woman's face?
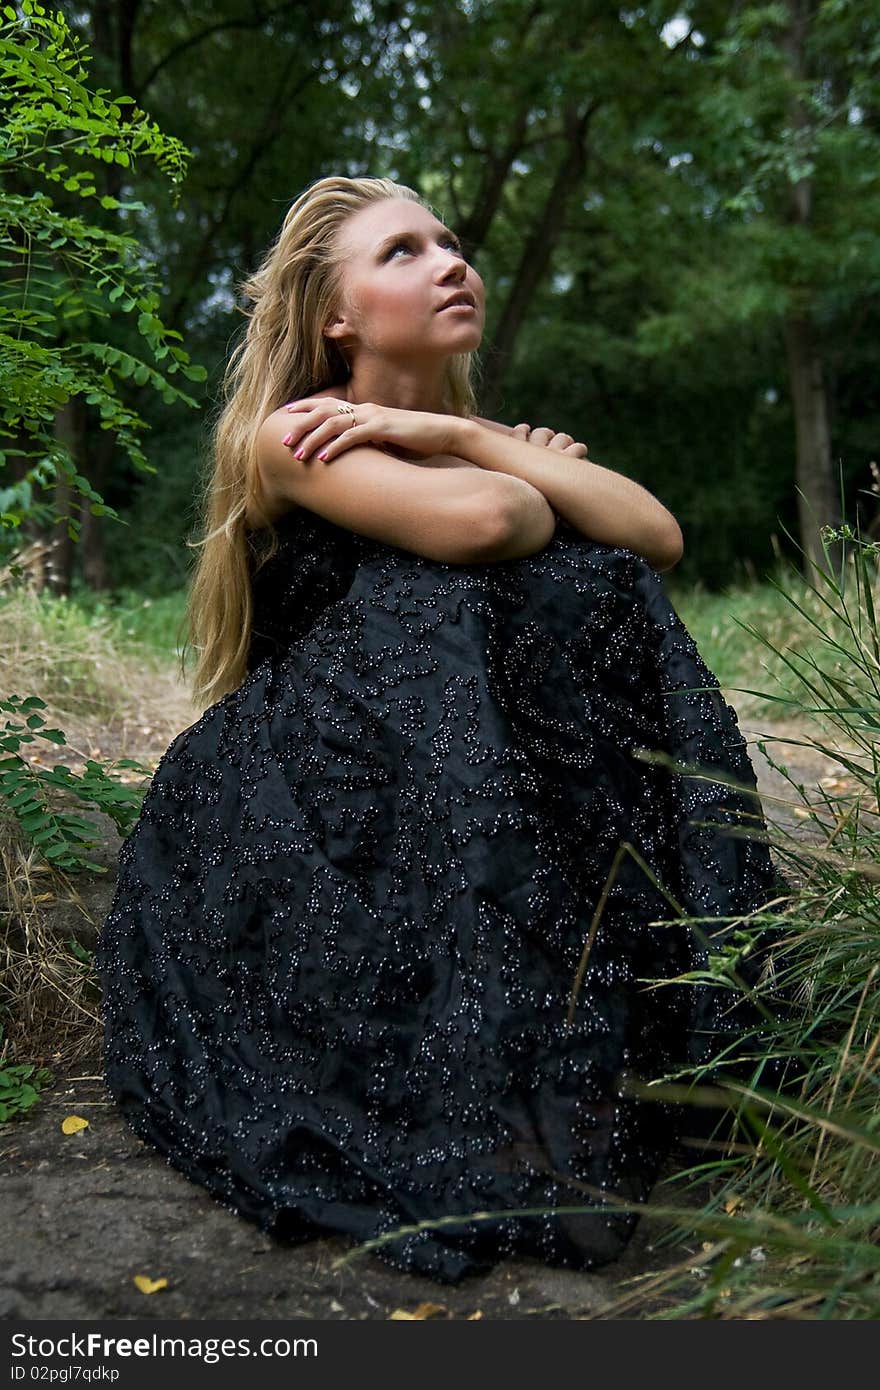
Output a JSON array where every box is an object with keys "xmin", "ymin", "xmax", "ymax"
[{"xmin": 326, "ymin": 198, "xmax": 485, "ymax": 364}]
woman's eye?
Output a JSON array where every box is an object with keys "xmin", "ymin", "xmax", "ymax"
[{"xmin": 386, "ymin": 239, "xmax": 464, "ymax": 259}]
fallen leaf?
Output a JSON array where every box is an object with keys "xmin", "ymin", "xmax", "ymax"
[
  {"xmin": 412, "ymin": 1301, "xmax": 446, "ymax": 1319},
  {"xmin": 133, "ymin": 1275, "xmax": 168, "ymax": 1294},
  {"xmin": 390, "ymin": 1302, "xmax": 447, "ymax": 1319},
  {"xmin": 61, "ymin": 1115, "xmax": 89, "ymax": 1135},
  {"xmin": 467, "ymin": 1310, "xmax": 483, "ymax": 1320}
]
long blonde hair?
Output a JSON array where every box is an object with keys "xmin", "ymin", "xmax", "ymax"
[{"xmin": 181, "ymin": 174, "xmax": 481, "ymax": 710}]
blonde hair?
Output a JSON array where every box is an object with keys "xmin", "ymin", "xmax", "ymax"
[{"xmin": 181, "ymin": 174, "xmax": 481, "ymax": 710}]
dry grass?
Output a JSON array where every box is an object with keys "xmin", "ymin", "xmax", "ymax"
[
  {"xmin": 1, "ymin": 588, "xmax": 161, "ymax": 726},
  {"xmin": 0, "ymin": 816, "xmax": 104, "ymax": 1067},
  {"xmin": 0, "ymin": 571, "xmax": 198, "ymax": 1069}
]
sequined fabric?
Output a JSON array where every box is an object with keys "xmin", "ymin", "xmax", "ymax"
[{"xmin": 96, "ymin": 507, "xmax": 779, "ymax": 1283}]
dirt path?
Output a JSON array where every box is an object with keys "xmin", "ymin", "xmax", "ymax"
[{"xmin": 0, "ymin": 666, "xmax": 867, "ymax": 1322}]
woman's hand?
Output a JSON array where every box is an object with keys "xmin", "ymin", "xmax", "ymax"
[
  {"xmin": 511, "ymin": 421, "xmax": 589, "ymax": 458},
  {"xmin": 279, "ymin": 395, "xmax": 459, "ymax": 462}
]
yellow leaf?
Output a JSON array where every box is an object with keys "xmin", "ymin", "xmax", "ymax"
[
  {"xmin": 467, "ymin": 1310, "xmax": 484, "ymax": 1320},
  {"xmin": 133, "ymin": 1275, "xmax": 168, "ymax": 1294},
  {"xmin": 411, "ymin": 1302, "xmax": 447, "ymax": 1319},
  {"xmin": 390, "ymin": 1302, "xmax": 447, "ymax": 1320},
  {"xmin": 61, "ymin": 1115, "xmax": 89, "ymax": 1135}
]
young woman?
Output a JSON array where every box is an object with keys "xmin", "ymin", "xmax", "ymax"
[{"xmin": 96, "ymin": 174, "xmax": 781, "ymax": 1284}]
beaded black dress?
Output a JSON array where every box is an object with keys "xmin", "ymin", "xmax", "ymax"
[{"xmin": 96, "ymin": 506, "xmax": 779, "ymax": 1284}]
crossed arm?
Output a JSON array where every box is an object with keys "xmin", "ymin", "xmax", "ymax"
[
  {"xmin": 460, "ymin": 415, "xmax": 683, "ymax": 572},
  {"xmin": 256, "ymin": 398, "xmax": 684, "ymax": 571}
]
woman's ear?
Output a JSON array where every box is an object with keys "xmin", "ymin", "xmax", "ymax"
[
  {"xmin": 323, "ymin": 312, "xmax": 350, "ymax": 344},
  {"xmin": 323, "ymin": 315, "xmax": 353, "ymax": 372}
]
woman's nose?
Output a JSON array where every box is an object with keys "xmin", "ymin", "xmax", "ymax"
[{"xmin": 437, "ymin": 249, "xmax": 467, "ymax": 279}]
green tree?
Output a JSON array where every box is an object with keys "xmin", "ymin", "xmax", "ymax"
[
  {"xmin": 0, "ymin": 0, "xmax": 207, "ymax": 869},
  {"xmin": 0, "ymin": 0, "xmax": 205, "ymax": 584},
  {"xmin": 48, "ymin": 1, "xmax": 879, "ymax": 589},
  {"xmin": 634, "ymin": 0, "xmax": 880, "ymax": 576}
]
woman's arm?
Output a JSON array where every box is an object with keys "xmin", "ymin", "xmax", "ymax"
[
  {"xmin": 252, "ymin": 407, "xmax": 554, "ymax": 562},
  {"xmin": 450, "ymin": 418, "xmax": 683, "ymax": 571},
  {"xmin": 275, "ymin": 395, "xmax": 680, "ymax": 570}
]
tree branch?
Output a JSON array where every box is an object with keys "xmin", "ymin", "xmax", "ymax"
[{"xmin": 136, "ymin": 5, "xmax": 294, "ymax": 99}]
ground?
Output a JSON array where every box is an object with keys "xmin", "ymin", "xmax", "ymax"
[{"xmin": 0, "ymin": 660, "xmax": 863, "ymax": 1322}]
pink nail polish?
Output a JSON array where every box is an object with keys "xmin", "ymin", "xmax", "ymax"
[
  {"xmin": 282, "ymin": 433, "xmax": 292, "ymax": 446},
  {"xmin": 294, "ymin": 448, "xmax": 305, "ymax": 460},
  {"xmin": 317, "ymin": 450, "xmax": 328, "ymax": 461}
]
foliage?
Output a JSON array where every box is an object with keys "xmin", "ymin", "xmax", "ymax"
[
  {"xmin": 66, "ymin": 580, "xmax": 190, "ymax": 658},
  {"xmin": 0, "ymin": 0, "xmax": 206, "ymax": 545},
  {"xmin": 19, "ymin": 0, "xmax": 871, "ymax": 590},
  {"xmin": 0, "ymin": 693, "xmax": 148, "ymax": 872},
  {"xmin": 0, "ymin": 1044, "xmax": 52, "ymax": 1121},
  {"xmin": 0, "ymin": 1015, "xmax": 53, "ymax": 1120},
  {"xmin": 628, "ymin": 519, "xmax": 880, "ymax": 1319}
]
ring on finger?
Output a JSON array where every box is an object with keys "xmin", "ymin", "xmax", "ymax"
[{"xmin": 337, "ymin": 401, "xmax": 357, "ymax": 428}]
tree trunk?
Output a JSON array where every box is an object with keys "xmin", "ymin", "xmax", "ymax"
[
  {"xmin": 48, "ymin": 398, "xmax": 89, "ymax": 596},
  {"xmin": 781, "ymin": 0, "xmax": 841, "ymax": 580},
  {"xmin": 79, "ymin": 425, "xmax": 116, "ymax": 592},
  {"xmin": 480, "ymin": 100, "xmax": 598, "ymax": 415},
  {"xmin": 783, "ymin": 314, "xmax": 841, "ymax": 577},
  {"xmin": 455, "ymin": 107, "xmax": 530, "ymax": 257}
]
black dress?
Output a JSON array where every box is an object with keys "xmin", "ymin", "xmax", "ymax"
[{"xmin": 95, "ymin": 507, "xmax": 779, "ymax": 1283}]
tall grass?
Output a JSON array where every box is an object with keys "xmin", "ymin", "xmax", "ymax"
[
  {"xmin": 610, "ymin": 520, "xmax": 880, "ymax": 1320},
  {"xmin": 667, "ymin": 544, "xmax": 869, "ymax": 731},
  {"xmin": 0, "ymin": 583, "xmax": 189, "ymax": 724},
  {"xmin": 68, "ymin": 582, "xmax": 189, "ymax": 663}
]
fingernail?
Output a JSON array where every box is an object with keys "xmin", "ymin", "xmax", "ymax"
[
  {"xmin": 282, "ymin": 433, "xmax": 292, "ymax": 446},
  {"xmin": 317, "ymin": 450, "xmax": 328, "ymax": 461},
  {"xmin": 294, "ymin": 448, "xmax": 305, "ymax": 459}
]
